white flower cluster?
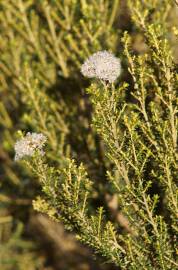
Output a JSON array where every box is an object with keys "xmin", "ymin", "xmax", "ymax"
[
  {"xmin": 14, "ymin": 132, "xmax": 47, "ymax": 161},
  {"xmin": 81, "ymin": 51, "xmax": 121, "ymax": 83}
]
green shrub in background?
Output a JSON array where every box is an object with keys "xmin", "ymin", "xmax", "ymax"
[{"xmin": 0, "ymin": 0, "xmax": 177, "ymax": 269}]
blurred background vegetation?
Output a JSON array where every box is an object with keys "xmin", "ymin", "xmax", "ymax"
[{"xmin": 0, "ymin": 1, "xmax": 177, "ymax": 269}]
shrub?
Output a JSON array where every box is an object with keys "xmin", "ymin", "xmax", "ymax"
[{"xmin": 0, "ymin": 1, "xmax": 177, "ymax": 269}]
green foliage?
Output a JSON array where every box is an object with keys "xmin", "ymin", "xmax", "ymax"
[
  {"xmin": 0, "ymin": 0, "xmax": 177, "ymax": 269},
  {"xmin": 0, "ymin": 222, "xmax": 44, "ymax": 270},
  {"xmin": 31, "ymin": 157, "xmax": 124, "ymax": 266}
]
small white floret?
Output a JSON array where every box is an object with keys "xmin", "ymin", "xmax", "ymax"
[
  {"xmin": 14, "ymin": 132, "xmax": 47, "ymax": 161},
  {"xmin": 81, "ymin": 51, "xmax": 121, "ymax": 83}
]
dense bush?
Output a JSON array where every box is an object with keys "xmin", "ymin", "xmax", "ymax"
[{"xmin": 0, "ymin": 1, "xmax": 177, "ymax": 269}]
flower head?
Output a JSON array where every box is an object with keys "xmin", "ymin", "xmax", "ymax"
[
  {"xmin": 81, "ymin": 51, "xmax": 121, "ymax": 83},
  {"xmin": 14, "ymin": 132, "xmax": 47, "ymax": 161}
]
